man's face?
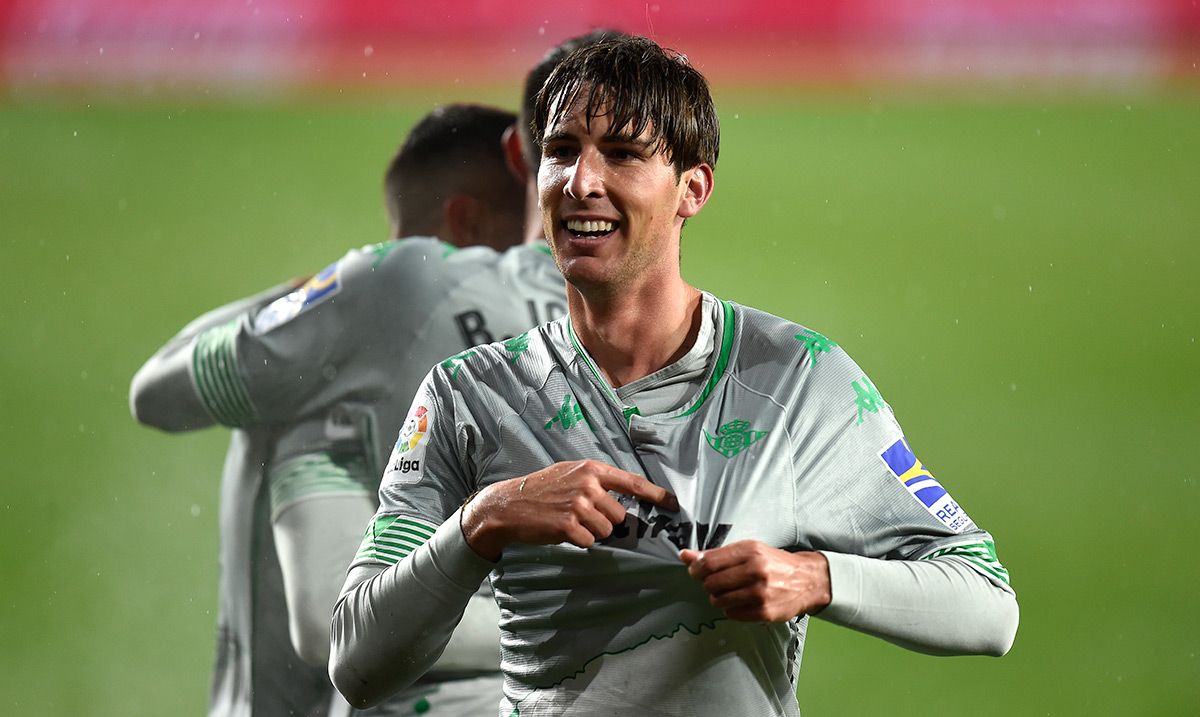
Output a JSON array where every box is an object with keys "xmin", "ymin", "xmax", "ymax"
[{"xmin": 537, "ymin": 91, "xmax": 705, "ymax": 293}]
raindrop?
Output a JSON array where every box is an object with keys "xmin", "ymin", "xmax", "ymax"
[
  {"xmin": 194, "ymin": 32, "xmax": 200, "ymax": 40},
  {"xmin": 363, "ymin": 45, "xmax": 374, "ymax": 57},
  {"xmin": 191, "ymin": 504, "xmax": 202, "ymax": 517}
]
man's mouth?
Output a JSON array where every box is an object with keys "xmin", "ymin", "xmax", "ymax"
[{"xmin": 563, "ymin": 218, "xmax": 619, "ymax": 239}]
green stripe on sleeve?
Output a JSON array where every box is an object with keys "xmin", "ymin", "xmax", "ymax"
[
  {"xmin": 921, "ymin": 541, "xmax": 1011, "ymax": 585},
  {"xmin": 192, "ymin": 319, "xmax": 258, "ymax": 427},
  {"xmin": 268, "ymin": 452, "xmax": 374, "ymax": 521},
  {"xmin": 351, "ymin": 514, "xmax": 441, "ymax": 567}
]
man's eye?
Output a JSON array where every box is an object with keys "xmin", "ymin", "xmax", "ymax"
[
  {"xmin": 547, "ymin": 145, "xmax": 576, "ymax": 160},
  {"xmin": 608, "ymin": 148, "xmax": 636, "ymax": 161}
]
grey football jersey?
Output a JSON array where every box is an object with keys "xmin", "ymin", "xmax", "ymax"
[
  {"xmin": 192, "ymin": 238, "xmax": 564, "ymax": 717},
  {"xmin": 356, "ymin": 293, "xmax": 1011, "ymax": 717}
]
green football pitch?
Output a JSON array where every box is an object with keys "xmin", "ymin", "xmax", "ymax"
[{"xmin": 1, "ymin": 90, "xmax": 1197, "ymax": 714}]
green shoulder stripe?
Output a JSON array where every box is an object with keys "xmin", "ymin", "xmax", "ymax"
[
  {"xmin": 192, "ymin": 319, "xmax": 257, "ymax": 427},
  {"xmin": 268, "ymin": 452, "xmax": 374, "ymax": 520},
  {"xmin": 921, "ymin": 540, "xmax": 1011, "ymax": 585},
  {"xmin": 353, "ymin": 515, "xmax": 439, "ymax": 566}
]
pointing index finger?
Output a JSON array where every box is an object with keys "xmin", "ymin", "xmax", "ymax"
[{"xmin": 594, "ymin": 464, "xmax": 680, "ymax": 512}]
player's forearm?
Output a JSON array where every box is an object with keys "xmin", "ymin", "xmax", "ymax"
[
  {"xmin": 274, "ymin": 493, "xmax": 376, "ymax": 667},
  {"xmin": 329, "ymin": 508, "xmax": 495, "ymax": 708},
  {"xmin": 818, "ymin": 552, "xmax": 1018, "ymax": 657},
  {"xmin": 129, "ymin": 279, "xmax": 298, "ymax": 432}
]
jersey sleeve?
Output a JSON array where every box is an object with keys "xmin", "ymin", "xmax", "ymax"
[
  {"xmin": 350, "ymin": 366, "xmax": 476, "ymax": 570},
  {"xmin": 129, "ymin": 278, "xmax": 300, "ymax": 432},
  {"xmin": 267, "ymin": 450, "xmax": 375, "ymax": 522},
  {"xmin": 787, "ymin": 331, "xmax": 1012, "ymax": 592},
  {"xmin": 187, "ymin": 239, "xmax": 444, "ymax": 428}
]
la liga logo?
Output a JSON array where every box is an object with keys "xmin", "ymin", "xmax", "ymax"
[{"xmin": 395, "ymin": 405, "xmax": 429, "ymax": 454}]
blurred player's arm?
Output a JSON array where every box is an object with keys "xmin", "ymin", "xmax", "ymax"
[
  {"xmin": 272, "ymin": 453, "xmax": 502, "ymax": 669},
  {"xmin": 129, "ymin": 277, "xmax": 303, "ymax": 432}
]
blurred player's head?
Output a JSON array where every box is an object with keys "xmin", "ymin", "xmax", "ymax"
[
  {"xmin": 385, "ymin": 103, "xmax": 524, "ymax": 250},
  {"xmin": 533, "ymin": 35, "xmax": 720, "ymax": 177}
]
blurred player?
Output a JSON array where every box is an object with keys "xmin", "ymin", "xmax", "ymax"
[
  {"xmin": 330, "ymin": 35, "xmax": 1019, "ymax": 716},
  {"xmin": 130, "ymin": 102, "xmax": 561, "ymax": 716}
]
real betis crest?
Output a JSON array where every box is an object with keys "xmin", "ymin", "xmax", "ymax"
[{"xmin": 704, "ymin": 419, "xmax": 768, "ymax": 458}]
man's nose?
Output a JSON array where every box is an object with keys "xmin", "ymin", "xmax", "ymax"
[{"xmin": 565, "ymin": 148, "xmax": 605, "ymax": 200}]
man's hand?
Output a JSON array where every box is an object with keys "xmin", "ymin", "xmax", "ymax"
[
  {"xmin": 679, "ymin": 541, "xmax": 832, "ymax": 622},
  {"xmin": 461, "ymin": 459, "xmax": 679, "ymax": 561}
]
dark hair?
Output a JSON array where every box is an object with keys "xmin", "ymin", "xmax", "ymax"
[
  {"xmin": 519, "ymin": 29, "xmax": 628, "ymax": 174},
  {"xmin": 532, "ymin": 35, "xmax": 720, "ymax": 176},
  {"xmin": 384, "ymin": 103, "xmax": 521, "ymax": 235}
]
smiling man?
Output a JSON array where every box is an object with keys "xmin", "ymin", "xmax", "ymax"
[{"xmin": 331, "ymin": 36, "xmax": 1018, "ymax": 716}]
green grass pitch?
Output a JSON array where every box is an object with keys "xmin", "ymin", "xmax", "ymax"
[{"xmin": 1, "ymin": 90, "xmax": 1197, "ymax": 714}]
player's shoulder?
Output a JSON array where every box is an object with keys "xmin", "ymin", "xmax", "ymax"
[
  {"xmin": 358, "ymin": 235, "xmax": 460, "ymax": 273},
  {"xmin": 428, "ymin": 316, "xmax": 565, "ymax": 397},
  {"xmin": 727, "ymin": 298, "xmax": 861, "ymax": 381}
]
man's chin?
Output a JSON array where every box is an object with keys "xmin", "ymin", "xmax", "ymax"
[{"xmin": 560, "ymin": 257, "xmax": 617, "ymax": 294}]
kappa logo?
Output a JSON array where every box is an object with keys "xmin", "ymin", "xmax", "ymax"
[
  {"xmin": 394, "ymin": 405, "xmax": 429, "ymax": 455},
  {"xmin": 704, "ymin": 419, "xmax": 768, "ymax": 458},
  {"xmin": 544, "ymin": 393, "xmax": 590, "ymax": 432},
  {"xmin": 853, "ymin": 376, "xmax": 885, "ymax": 426},
  {"xmin": 794, "ymin": 328, "xmax": 838, "ymax": 366}
]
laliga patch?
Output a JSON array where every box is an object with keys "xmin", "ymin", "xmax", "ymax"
[
  {"xmin": 385, "ymin": 404, "xmax": 430, "ymax": 479},
  {"xmin": 879, "ymin": 437, "xmax": 971, "ymax": 532},
  {"xmin": 254, "ymin": 262, "xmax": 342, "ymax": 332}
]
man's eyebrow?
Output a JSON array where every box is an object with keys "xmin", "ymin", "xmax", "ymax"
[
  {"xmin": 542, "ymin": 130, "xmax": 576, "ymax": 145},
  {"xmin": 601, "ymin": 132, "xmax": 654, "ymax": 147}
]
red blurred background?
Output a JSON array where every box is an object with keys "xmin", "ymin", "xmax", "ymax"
[{"xmin": 3, "ymin": 0, "xmax": 1198, "ymax": 95}]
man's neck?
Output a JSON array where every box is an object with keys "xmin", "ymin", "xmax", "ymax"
[{"xmin": 568, "ymin": 274, "xmax": 703, "ymax": 389}]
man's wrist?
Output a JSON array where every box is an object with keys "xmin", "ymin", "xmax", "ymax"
[{"xmin": 460, "ymin": 488, "xmax": 504, "ymax": 562}]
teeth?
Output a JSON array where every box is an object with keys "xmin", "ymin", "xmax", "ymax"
[{"xmin": 566, "ymin": 219, "xmax": 615, "ymax": 234}]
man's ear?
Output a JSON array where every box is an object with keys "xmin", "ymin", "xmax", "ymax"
[
  {"xmin": 502, "ymin": 124, "xmax": 528, "ymax": 184},
  {"xmin": 441, "ymin": 194, "xmax": 482, "ymax": 248},
  {"xmin": 677, "ymin": 163, "xmax": 715, "ymax": 219}
]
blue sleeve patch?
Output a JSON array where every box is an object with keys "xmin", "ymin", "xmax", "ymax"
[
  {"xmin": 880, "ymin": 437, "xmax": 972, "ymax": 533},
  {"xmin": 253, "ymin": 261, "xmax": 342, "ymax": 332}
]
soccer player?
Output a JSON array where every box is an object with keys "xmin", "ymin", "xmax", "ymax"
[
  {"xmin": 330, "ymin": 36, "xmax": 1019, "ymax": 716},
  {"xmin": 130, "ymin": 103, "xmax": 563, "ymax": 716}
]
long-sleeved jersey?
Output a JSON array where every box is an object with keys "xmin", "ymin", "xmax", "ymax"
[
  {"xmin": 135, "ymin": 237, "xmax": 565, "ymax": 717},
  {"xmin": 340, "ymin": 293, "xmax": 1015, "ymax": 716}
]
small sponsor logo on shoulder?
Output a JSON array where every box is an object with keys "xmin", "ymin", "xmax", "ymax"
[
  {"xmin": 254, "ymin": 262, "xmax": 342, "ymax": 332},
  {"xmin": 879, "ymin": 437, "xmax": 971, "ymax": 532}
]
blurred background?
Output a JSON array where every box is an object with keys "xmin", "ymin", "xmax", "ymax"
[{"xmin": 2, "ymin": 1, "xmax": 1198, "ymax": 714}]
